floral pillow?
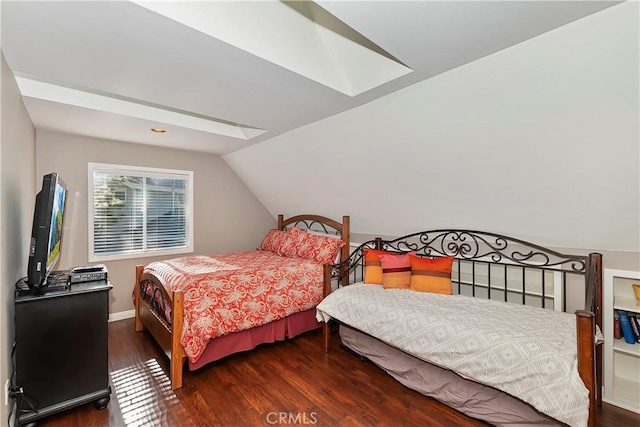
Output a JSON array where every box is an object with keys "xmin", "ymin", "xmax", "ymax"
[
  {"xmin": 260, "ymin": 227, "xmax": 345, "ymax": 264},
  {"xmin": 277, "ymin": 227, "xmax": 307, "ymax": 258},
  {"xmin": 260, "ymin": 229, "xmax": 288, "ymax": 253},
  {"xmin": 306, "ymin": 230, "xmax": 343, "ymax": 264},
  {"xmin": 295, "ymin": 229, "xmax": 346, "ymax": 265}
]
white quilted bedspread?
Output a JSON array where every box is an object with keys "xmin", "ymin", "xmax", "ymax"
[{"xmin": 316, "ymin": 283, "xmax": 589, "ymax": 427}]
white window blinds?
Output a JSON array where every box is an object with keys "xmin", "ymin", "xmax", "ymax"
[{"xmin": 89, "ymin": 163, "xmax": 193, "ymax": 261}]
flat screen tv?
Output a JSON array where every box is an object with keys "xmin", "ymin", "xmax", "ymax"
[{"xmin": 27, "ymin": 173, "xmax": 67, "ymax": 288}]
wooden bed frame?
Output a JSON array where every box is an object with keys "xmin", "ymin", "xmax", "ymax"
[
  {"xmin": 134, "ymin": 214, "xmax": 350, "ymax": 390},
  {"xmin": 321, "ymin": 230, "xmax": 602, "ymax": 426}
]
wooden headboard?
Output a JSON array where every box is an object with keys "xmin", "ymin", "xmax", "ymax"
[{"xmin": 277, "ymin": 214, "xmax": 350, "ymax": 268}]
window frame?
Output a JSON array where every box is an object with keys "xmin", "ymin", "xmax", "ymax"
[{"xmin": 88, "ymin": 162, "xmax": 194, "ymax": 262}]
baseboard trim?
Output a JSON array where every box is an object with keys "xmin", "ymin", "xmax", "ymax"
[{"xmin": 109, "ymin": 309, "xmax": 135, "ymax": 322}]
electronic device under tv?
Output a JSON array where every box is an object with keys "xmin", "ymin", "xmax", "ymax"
[{"xmin": 27, "ymin": 172, "xmax": 68, "ymax": 289}]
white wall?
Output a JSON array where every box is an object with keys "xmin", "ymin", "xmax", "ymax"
[
  {"xmin": 0, "ymin": 52, "xmax": 37, "ymax": 425},
  {"xmin": 225, "ymin": 2, "xmax": 639, "ymax": 254}
]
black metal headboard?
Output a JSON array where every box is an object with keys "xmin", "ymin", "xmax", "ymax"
[{"xmin": 329, "ymin": 229, "xmax": 601, "ymax": 318}]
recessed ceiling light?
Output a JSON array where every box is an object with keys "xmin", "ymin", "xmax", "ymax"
[{"xmin": 151, "ymin": 128, "xmax": 166, "ymax": 133}]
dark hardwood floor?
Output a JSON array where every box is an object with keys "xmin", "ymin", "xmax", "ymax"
[{"xmin": 33, "ymin": 319, "xmax": 639, "ymax": 426}]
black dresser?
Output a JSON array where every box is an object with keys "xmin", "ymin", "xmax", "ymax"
[{"xmin": 14, "ymin": 278, "xmax": 112, "ymax": 425}]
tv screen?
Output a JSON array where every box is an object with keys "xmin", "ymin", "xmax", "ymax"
[{"xmin": 27, "ymin": 173, "xmax": 67, "ymax": 288}]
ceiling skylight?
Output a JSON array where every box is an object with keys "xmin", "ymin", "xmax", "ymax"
[{"xmin": 132, "ymin": 0, "xmax": 413, "ymax": 96}]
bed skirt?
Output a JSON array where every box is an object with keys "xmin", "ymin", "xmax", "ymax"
[
  {"xmin": 188, "ymin": 308, "xmax": 321, "ymax": 370},
  {"xmin": 339, "ymin": 324, "xmax": 562, "ymax": 427}
]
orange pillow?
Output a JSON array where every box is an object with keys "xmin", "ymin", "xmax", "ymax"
[
  {"xmin": 364, "ymin": 248, "xmax": 397, "ymax": 284},
  {"xmin": 379, "ymin": 253, "xmax": 413, "ymax": 289},
  {"xmin": 409, "ymin": 254, "xmax": 454, "ymax": 294}
]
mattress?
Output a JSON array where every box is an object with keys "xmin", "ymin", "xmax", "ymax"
[{"xmin": 339, "ymin": 324, "xmax": 560, "ymax": 427}]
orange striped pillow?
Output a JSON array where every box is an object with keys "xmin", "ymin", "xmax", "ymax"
[
  {"xmin": 379, "ymin": 253, "xmax": 413, "ymax": 289},
  {"xmin": 364, "ymin": 248, "xmax": 397, "ymax": 284},
  {"xmin": 409, "ymin": 255, "xmax": 454, "ymax": 294}
]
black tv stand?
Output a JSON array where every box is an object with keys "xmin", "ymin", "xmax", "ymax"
[{"xmin": 14, "ymin": 277, "xmax": 112, "ymax": 426}]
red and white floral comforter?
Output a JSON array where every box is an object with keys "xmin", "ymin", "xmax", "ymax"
[{"xmin": 143, "ymin": 251, "xmax": 324, "ymax": 363}]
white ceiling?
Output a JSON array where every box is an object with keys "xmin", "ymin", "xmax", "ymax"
[{"xmin": 1, "ymin": 1, "xmax": 618, "ymax": 155}]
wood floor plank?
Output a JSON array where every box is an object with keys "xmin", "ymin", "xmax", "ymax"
[{"xmin": 33, "ymin": 319, "xmax": 640, "ymax": 427}]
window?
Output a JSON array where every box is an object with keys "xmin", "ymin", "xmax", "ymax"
[{"xmin": 88, "ymin": 163, "xmax": 193, "ymax": 261}]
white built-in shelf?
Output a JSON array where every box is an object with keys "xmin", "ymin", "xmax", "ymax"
[
  {"xmin": 613, "ymin": 339, "xmax": 640, "ymax": 356},
  {"xmin": 614, "ymin": 296, "xmax": 640, "ymax": 313},
  {"xmin": 604, "ymin": 268, "xmax": 640, "ymax": 414}
]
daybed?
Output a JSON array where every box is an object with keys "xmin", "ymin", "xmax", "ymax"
[
  {"xmin": 134, "ymin": 214, "xmax": 350, "ymax": 389},
  {"xmin": 316, "ymin": 230, "xmax": 602, "ymax": 427}
]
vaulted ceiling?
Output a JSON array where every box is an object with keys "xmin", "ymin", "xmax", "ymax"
[{"xmin": 2, "ymin": 1, "xmax": 618, "ymax": 154}]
